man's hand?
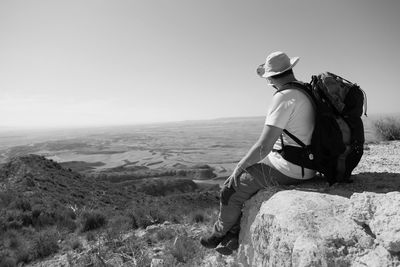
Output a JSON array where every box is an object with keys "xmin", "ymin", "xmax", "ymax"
[{"xmin": 224, "ymin": 166, "xmax": 244, "ymax": 188}]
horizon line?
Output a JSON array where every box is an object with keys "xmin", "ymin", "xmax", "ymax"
[{"xmin": 0, "ymin": 112, "xmax": 398, "ymax": 132}]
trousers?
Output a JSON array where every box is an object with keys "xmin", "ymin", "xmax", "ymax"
[{"xmin": 213, "ymin": 163, "xmax": 308, "ymax": 236}]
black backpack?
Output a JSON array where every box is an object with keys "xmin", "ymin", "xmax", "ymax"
[{"xmin": 275, "ymin": 72, "xmax": 366, "ymax": 185}]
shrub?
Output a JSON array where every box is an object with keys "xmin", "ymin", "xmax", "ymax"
[
  {"xmin": 374, "ymin": 117, "xmax": 400, "ymax": 141},
  {"xmin": 0, "ymin": 256, "xmax": 16, "ymax": 267},
  {"xmin": 190, "ymin": 211, "xmax": 205, "ymax": 224},
  {"xmin": 2, "ymin": 209, "xmax": 24, "ymax": 230},
  {"xmin": 130, "ymin": 205, "xmax": 169, "ymax": 229},
  {"xmin": 122, "ymin": 236, "xmax": 151, "ymax": 267},
  {"xmin": 0, "ymin": 190, "xmax": 16, "ymax": 209},
  {"xmin": 85, "ymin": 231, "xmax": 96, "ymax": 242},
  {"xmin": 169, "ymin": 235, "xmax": 198, "ymax": 263},
  {"xmin": 54, "ymin": 207, "xmax": 77, "ymax": 232},
  {"xmin": 33, "ymin": 211, "xmax": 55, "ymax": 228},
  {"xmin": 11, "ymin": 197, "xmax": 31, "ymax": 212},
  {"xmin": 69, "ymin": 238, "xmax": 82, "ymax": 251},
  {"xmin": 3, "ymin": 230, "xmax": 23, "ymax": 250},
  {"xmin": 80, "ymin": 210, "xmax": 107, "ymax": 232},
  {"xmin": 105, "ymin": 215, "xmax": 131, "ymax": 243},
  {"xmin": 32, "ymin": 228, "xmax": 59, "ymax": 259},
  {"xmin": 0, "ymin": 231, "xmax": 31, "ymax": 264}
]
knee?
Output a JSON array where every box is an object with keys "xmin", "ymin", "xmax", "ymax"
[{"xmin": 220, "ymin": 185, "xmax": 236, "ymax": 206}]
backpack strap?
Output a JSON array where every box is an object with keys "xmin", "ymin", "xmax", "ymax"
[
  {"xmin": 277, "ymin": 81, "xmax": 317, "ymax": 111},
  {"xmin": 274, "ymin": 81, "xmax": 314, "ymax": 178},
  {"xmin": 283, "ymin": 129, "xmax": 306, "ymax": 148},
  {"xmin": 276, "ymin": 81, "xmax": 315, "ymax": 147}
]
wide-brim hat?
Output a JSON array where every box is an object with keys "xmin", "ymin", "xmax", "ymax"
[{"xmin": 257, "ymin": 51, "xmax": 300, "ymax": 78}]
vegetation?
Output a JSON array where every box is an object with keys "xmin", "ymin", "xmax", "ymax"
[
  {"xmin": 80, "ymin": 210, "xmax": 107, "ymax": 232},
  {"xmin": 0, "ymin": 154, "xmax": 221, "ymax": 266},
  {"xmin": 373, "ymin": 116, "xmax": 400, "ymax": 141},
  {"xmin": 33, "ymin": 228, "xmax": 60, "ymax": 258},
  {"xmin": 0, "ymin": 187, "xmax": 219, "ymax": 266}
]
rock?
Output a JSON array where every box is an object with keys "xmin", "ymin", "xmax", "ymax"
[
  {"xmin": 144, "ymin": 222, "xmax": 184, "ymax": 241},
  {"xmin": 292, "ymin": 235, "xmax": 328, "ymax": 267},
  {"xmin": 238, "ymin": 190, "xmax": 374, "ymax": 267},
  {"xmin": 150, "ymin": 258, "xmax": 165, "ymax": 267},
  {"xmin": 150, "ymin": 254, "xmax": 177, "ymax": 267},
  {"xmin": 353, "ymin": 246, "xmax": 395, "ymax": 267},
  {"xmin": 349, "ymin": 192, "xmax": 400, "ymax": 252}
]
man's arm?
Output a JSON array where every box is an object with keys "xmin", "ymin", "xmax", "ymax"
[{"xmin": 225, "ymin": 124, "xmax": 283, "ymax": 187}]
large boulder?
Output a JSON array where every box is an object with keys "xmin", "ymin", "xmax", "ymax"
[
  {"xmin": 238, "ymin": 190, "xmax": 400, "ymax": 267},
  {"xmin": 349, "ymin": 192, "xmax": 400, "ymax": 253}
]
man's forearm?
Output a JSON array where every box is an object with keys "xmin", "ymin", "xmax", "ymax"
[
  {"xmin": 237, "ymin": 142, "xmax": 272, "ymax": 170},
  {"xmin": 234, "ymin": 124, "xmax": 282, "ymax": 173}
]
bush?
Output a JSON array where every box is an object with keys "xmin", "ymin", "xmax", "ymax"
[
  {"xmin": 32, "ymin": 228, "xmax": 59, "ymax": 259},
  {"xmin": 0, "ymin": 256, "xmax": 16, "ymax": 267},
  {"xmin": 85, "ymin": 231, "xmax": 96, "ymax": 242},
  {"xmin": 11, "ymin": 197, "xmax": 31, "ymax": 212},
  {"xmin": 374, "ymin": 117, "xmax": 400, "ymax": 141},
  {"xmin": 54, "ymin": 207, "xmax": 77, "ymax": 232},
  {"xmin": 1, "ymin": 209, "xmax": 24, "ymax": 230},
  {"xmin": 80, "ymin": 210, "xmax": 107, "ymax": 232},
  {"xmin": 130, "ymin": 205, "xmax": 169, "ymax": 229},
  {"xmin": 33, "ymin": 210, "xmax": 55, "ymax": 228},
  {"xmin": 105, "ymin": 215, "xmax": 131, "ymax": 243},
  {"xmin": 3, "ymin": 230, "xmax": 23, "ymax": 249},
  {"xmin": 0, "ymin": 229, "xmax": 32, "ymax": 264},
  {"xmin": 169, "ymin": 235, "xmax": 198, "ymax": 263},
  {"xmin": 122, "ymin": 236, "xmax": 151, "ymax": 267},
  {"xmin": 0, "ymin": 191, "xmax": 16, "ymax": 209},
  {"xmin": 189, "ymin": 211, "xmax": 205, "ymax": 224},
  {"xmin": 69, "ymin": 238, "xmax": 82, "ymax": 251}
]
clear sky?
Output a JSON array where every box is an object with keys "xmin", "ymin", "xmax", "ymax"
[{"xmin": 0, "ymin": 0, "xmax": 399, "ymax": 129}]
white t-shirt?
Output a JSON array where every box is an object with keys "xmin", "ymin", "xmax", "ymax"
[{"xmin": 262, "ymin": 88, "xmax": 316, "ymax": 179}]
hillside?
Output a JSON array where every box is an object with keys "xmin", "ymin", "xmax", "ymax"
[
  {"xmin": 0, "ymin": 154, "xmax": 140, "ymax": 209},
  {"xmin": 0, "ymin": 154, "xmax": 220, "ymax": 266}
]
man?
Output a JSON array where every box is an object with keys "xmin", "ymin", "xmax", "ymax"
[{"xmin": 200, "ymin": 51, "xmax": 316, "ymax": 255}]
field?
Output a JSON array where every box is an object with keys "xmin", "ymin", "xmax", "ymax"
[{"xmin": 0, "ymin": 116, "xmax": 381, "ymax": 181}]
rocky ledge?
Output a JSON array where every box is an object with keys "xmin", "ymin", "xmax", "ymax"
[{"xmin": 238, "ymin": 189, "xmax": 400, "ymax": 267}]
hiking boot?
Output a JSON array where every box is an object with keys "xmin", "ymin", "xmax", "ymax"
[
  {"xmin": 200, "ymin": 233, "xmax": 225, "ymax": 249},
  {"xmin": 215, "ymin": 231, "xmax": 239, "ymax": 255}
]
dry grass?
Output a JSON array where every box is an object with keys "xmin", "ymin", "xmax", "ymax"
[
  {"xmin": 80, "ymin": 210, "xmax": 107, "ymax": 232},
  {"xmin": 373, "ymin": 116, "xmax": 400, "ymax": 141},
  {"xmin": 32, "ymin": 228, "xmax": 60, "ymax": 259}
]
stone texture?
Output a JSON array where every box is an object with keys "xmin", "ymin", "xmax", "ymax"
[
  {"xmin": 349, "ymin": 192, "xmax": 400, "ymax": 252},
  {"xmin": 352, "ymin": 246, "xmax": 395, "ymax": 267},
  {"xmin": 237, "ymin": 190, "xmax": 383, "ymax": 267}
]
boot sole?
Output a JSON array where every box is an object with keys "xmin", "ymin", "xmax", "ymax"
[{"xmin": 215, "ymin": 246, "xmax": 233, "ymax": 256}]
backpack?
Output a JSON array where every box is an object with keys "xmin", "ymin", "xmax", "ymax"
[{"xmin": 276, "ymin": 72, "xmax": 367, "ymax": 185}]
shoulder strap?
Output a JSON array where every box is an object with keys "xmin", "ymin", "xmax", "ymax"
[
  {"xmin": 283, "ymin": 129, "xmax": 306, "ymax": 147},
  {"xmin": 276, "ymin": 81, "xmax": 315, "ymax": 147},
  {"xmin": 276, "ymin": 81, "xmax": 316, "ymax": 111}
]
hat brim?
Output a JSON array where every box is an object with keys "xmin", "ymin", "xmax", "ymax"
[{"xmin": 262, "ymin": 57, "xmax": 300, "ymax": 78}]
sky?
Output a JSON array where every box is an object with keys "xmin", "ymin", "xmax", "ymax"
[{"xmin": 0, "ymin": 0, "xmax": 399, "ymax": 129}]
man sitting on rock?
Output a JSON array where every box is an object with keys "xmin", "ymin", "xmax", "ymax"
[{"xmin": 200, "ymin": 51, "xmax": 317, "ymax": 255}]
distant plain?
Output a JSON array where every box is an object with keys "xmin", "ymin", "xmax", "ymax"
[{"xmin": 0, "ymin": 116, "xmax": 381, "ymax": 180}]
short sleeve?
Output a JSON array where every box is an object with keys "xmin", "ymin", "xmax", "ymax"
[{"xmin": 265, "ymin": 91, "xmax": 296, "ymax": 129}]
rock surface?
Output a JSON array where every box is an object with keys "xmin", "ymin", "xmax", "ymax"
[
  {"xmin": 238, "ymin": 190, "xmax": 400, "ymax": 267},
  {"xmin": 350, "ymin": 192, "xmax": 400, "ymax": 253}
]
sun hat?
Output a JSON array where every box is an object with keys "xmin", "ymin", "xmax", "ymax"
[{"xmin": 257, "ymin": 51, "xmax": 300, "ymax": 78}]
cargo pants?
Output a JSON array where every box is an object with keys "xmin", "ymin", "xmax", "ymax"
[{"xmin": 213, "ymin": 163, "xmax": 307, "ymax": 236}]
